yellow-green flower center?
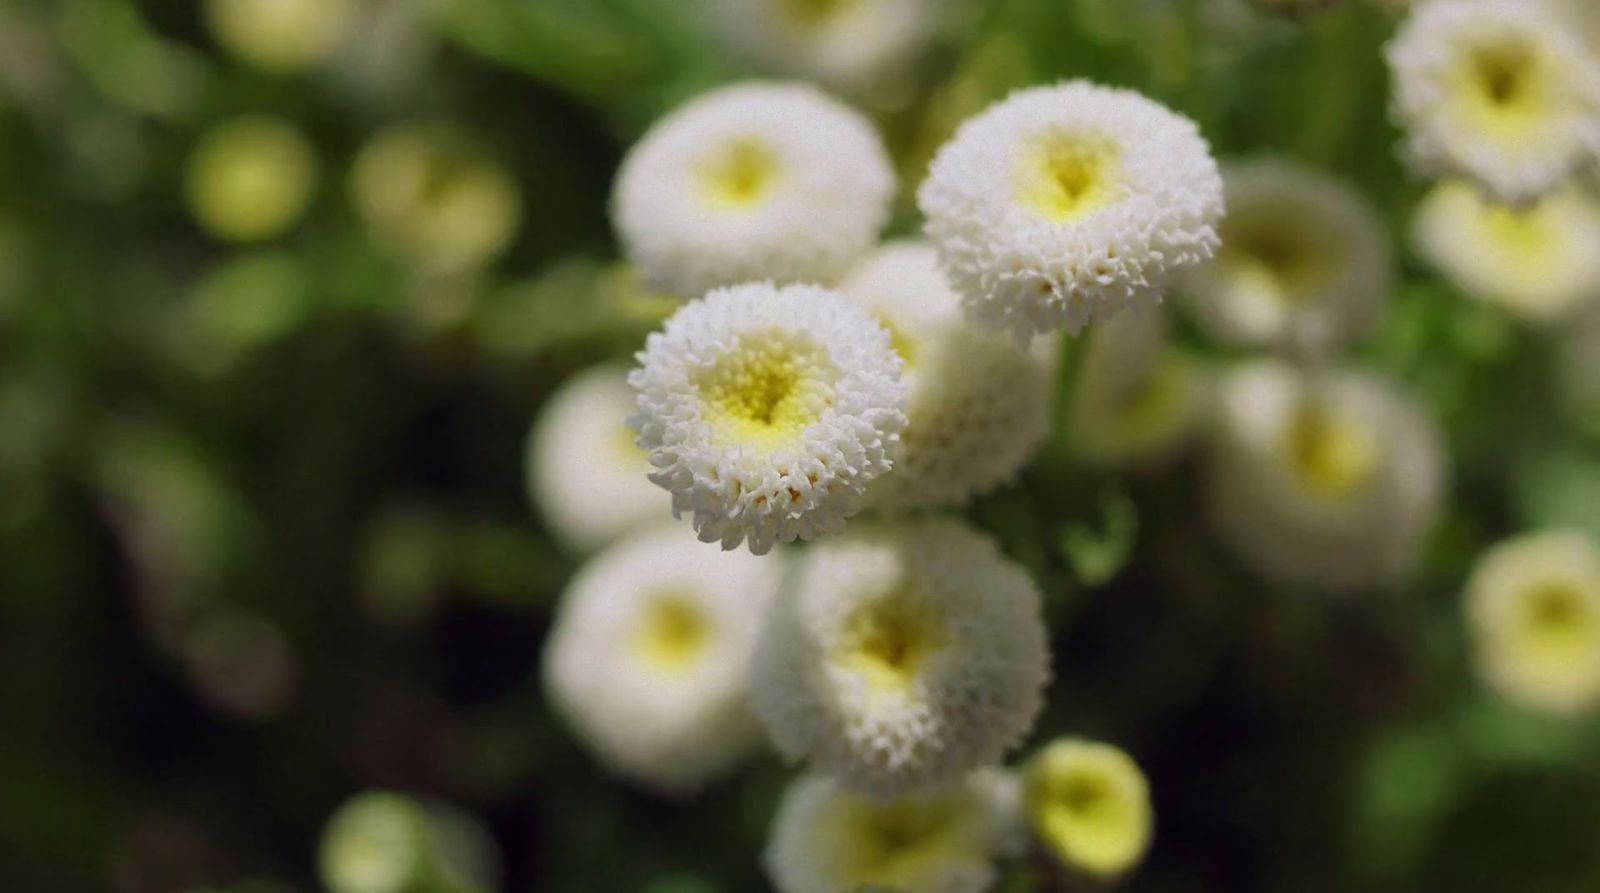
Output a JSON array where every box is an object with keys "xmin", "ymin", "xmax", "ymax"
[
  {"xmin": 697, "ymin": 138, "xmax": 783, "ymax": 210},
  {"xmin": 1283, "ymin": 401, "xmax": 1377, "ymax": 497},
  {"xmin": 837, "ymin": 589, "xmax": 947, "ymax": 696},
  {"xmin": 1453, "ymin": 37, "xmax": 1551, "ymax": 141},
  {"xmin": 632, "ymin": 591, "xmax": 714, "ymax": 672},
  {"xmin": 1024, "ymin": 747, "xmax": 1150, "ymax": 877},
  {"xmin": 1017, "ymin": 131, "xmax": 1124, "ymax": 222},
  {"xmin": 826, "ymin": 793, "xmax": 976, "ymax": 891},
  {"xmin": 1219, "ymin": 214, "xmax": 1337, "ymax": 306},
  {"xmin": 1515, "ymin": 581, "xmax": 1600, "ymax": 662},
  {"xmin": 695, "ymin": 334, "xmax": 834, "ymax": 449}
]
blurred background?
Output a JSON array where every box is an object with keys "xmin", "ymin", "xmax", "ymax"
[{"xmin": 2, "ymin": 0, "xmax": 1600, "ymax": 891}]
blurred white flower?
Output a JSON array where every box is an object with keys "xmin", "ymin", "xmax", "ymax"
[
  {"xmin": 612, "ymin": 82, "xmax": 894, "ymax": 298},
  {"xmin": 204, "ymin": 0, "xmax": 356, "ymax": 72},
  {"xmin": 186, "ymin": 116, "xmax": 317, "ymax": 243},
  {"xmin": 629, "ymin": 282, "xmax": 906, "ymax": 555},
  {"xmin": 917, "ymin": 80, "xmax": 1224, "ymax": 343},
  {"xmin": 711, "ymin": 0, "xmax": 940, "ymax": 97},
  {"xmin": 1021, "ymin": 738, "xmax": 1154, "ymax": 880},
  {"xmin": 1413, "ymin": 179, "xmax": 1600, "ymax": 322},
  {"xmin": 1467, "ymin": 530, "xmax": 1600, "ymax": 715},
  {"xmin": 1206, "ymin": 361, "xmax": 1445, "ymax": 592},
  {"xmin": 765, "ymin": 769, "xmax": 1018, "ymax": 893},
  {"xmin": 1186, "ymin": 159, "xmax": 1390, "ymax": 353},
  {"xmin": 1387, "ymin": 0, "xmax": 1600, "ymax": 205},
  {"xmin": 320, "ymin": 791, "xmax": 498, "ymax": 893},
  {"xmin": 526, "ymin": 365, "xmax": 663, "ymax": 552},
  {"xmin": 350, "ymin": 124, "xmax": 521, "ymax": 273},
  {"xmin": 837, "ymin": 242, "xmax": 1053, "ymax": 510},
  {"xmin": 1070, "ymin": 306, "xmax": 1210, "ymax": 468},
  {"xmin": 542, "ymin": 524, "xmax": 781, "ymax": 793},
  {"xmin": 751, "ymin": 518, "xmax": 1049, "ymax": 797}
]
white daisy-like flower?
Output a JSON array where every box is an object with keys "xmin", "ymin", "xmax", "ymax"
[
  {"xmin": 765, "ymin": 769, "xmax": 1018, "ymax": 893},
  {"xmin": 917, "ymin": 80, "xmax": 1224, "ymax": 343},
  {"xmin": 837, "ymin": 242, "xmax": 1053, "ymax": 510},
  {"xmin": 1186, "ymin": 159, "xmax": 1391, "ymax": 352},
  {"xmin": 204, "ymin": 0, "xmax": 356, "ymax": 72},
  {"xmin": 1070, "ymin": 306, "xmax": 1210, "ymax": 468},
  {"xmin": 541, "ymin": 523, "xmax": 781, "ymax": 793},
  {"xmin": 612, "ymin": 82, "xmax": 894, "ymax": 298},
  {"xmin": 751, "ymin": 518, "xmax": 1050, "ymax": 798},
  {"xmin": 1206, "ymin": 360, "xmax": 1445, "ymax": 593},
  {"xmin": 710, "ymin": 0, "xmax": 939, "ymax": 97},
  {"xmin": 1413, "ymin": 179, "xmax": 1600, "ymax": 322},
  {"xmin": 525, "ymin": 365, "xmax": 663, "ymax": 552},
  {"xmin": 629, "ymin": 282, "xmax": 906, "ymax": 555},
  {"xmin": 1386, "ymin": 0, "xmax": 1600, "ymax": 205},
  {"xmin": 1466, "ymin": 530, "xmax": 1600, "ymax": 716},
  {"xmin": 1021, "ymin": 739, "xmax": 1154, "ymax": 880}
]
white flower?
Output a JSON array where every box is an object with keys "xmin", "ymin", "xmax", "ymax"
[
  {"xmin": 1412, "ymin": 179, "xmax": 1600, "ymax": 322},
  {"xmin": 526, "ymin": 365, "xmax": 664, "ymax": 551},
  {"xmin": 837, "ymin": 242, "xmax": 1053, "ymax": 509},
  {"xmin": 710, "ymin": 0, "xmax": 939, "ymax": 97},
  {"xmin": 765, "ymin": 770, "xmax": 1018, "ymax": 893},
  {"xmin": 541, "ymin": 524, "xmax": 781, "ymax": 793},
  {"xmin": 1466, "ymin": 530, "xmax": 1600, "ymax": 715},
  {"xmin": 1070, "ymin": 306, "xmax": 1210, "ymax": 468},
  {"xmin": 1186, "ymin": 159, "xmax": 1391, "ymax": 352},
  {"xmin": 629, "ymin": 282, "xmax": 906, "ymax": 555},
  {"xmin": 204, "ymin": 0, "xmax": 356, "ymax": 71},
  {"xmin": 185, "ymin": 116, "xmax": 317, "ymax": 243},
  {"xmin": 917, "ymin": 80, "xmax": 1224, "ymax": 343},
  {"xmin": 1206, "ymin": 361, "xmax": 1445, "ymax": 593},
  {"xmin": 751, "ymin": 518, "xmax": 1050, "ymax": 797},
  {"xmin": 1386, "ymin": 0, "xmax": 1600, "ymax": 205},
  {"xmin": 612, "ymin": 82, "xmax": 894, "ymax": 298},
  {"xmin": 1021, "ymin": 739, "xmax": 1154, "ymax": 880}
]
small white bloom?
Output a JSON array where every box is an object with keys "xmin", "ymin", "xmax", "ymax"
[
  {"xmin": 1386, "ymin": 0, "xmax": 1600, "ymax": 205},
  {"xmin": 526, "ymin": 365, "xmax": 663, "ymax": 551},
  {"xmin": 204, "ymin": 0, "xmax": 356, "ymax": 71},
  {"xmin": 917, "ymin": 80, "xmax": 1224, "ymax": 343},
  {"xmin": 1021, "ymin": 739, "xmax": 1154, "ymax": 880},
  {"xmin": 765, "ymin": 769, "xmax": 1018, "ymax": 893},
  {"xmin": 1413, "ymin": 179, "xmax": 1600, "ymax": 322},
  {"xmin": 1466, "ymin": 530, "xmax": 1600, "ymax": 716},
  {"xmin": 838, "ymin": 242, "xmax": 1053, "ymax": 509},
  {"xmin": 1186, "ymin": 159, "xmax": 1391, "ymax": 352},
  {"xmin": 542, "ymin": 524, "xmax": 781, "ymax": 793},
  {"xmin": 751, "ymin": 518, "xmax": 1050, "ymax": 797},
  {"xmin": 711, "ymin": 0, "xmax": 939, "ymax": 97},
  {"xmin": 1070, "ymin": 306, "xmax": 1209, "ymax": 468},
  {"xmin": 1206, "ymin": 361, "xmax": 1445, "ymax": 593},
  {"xmin": 612, "ymin": 82, "xmax": 894, "ymax": 298},
  {"xmin": 629, "ymin": 282, "xmax": 906, "ymax": 555}
]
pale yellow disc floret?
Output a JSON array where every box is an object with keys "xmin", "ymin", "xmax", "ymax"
[{"xmin": 1022, "ymin": 739, "xmax": 1154, "ymax": 879}]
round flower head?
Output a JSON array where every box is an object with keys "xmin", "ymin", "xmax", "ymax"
[
  {"xmin": 204, "ymin": 0, "xmax": 356, "ymax": 71},
  {"xmin": 1022, "ymin": 739, "xmax": 1154, "ymax": 880},
  {"xmin": 838, "ymin": 242, "xmax": 1053, "ymax": 509},
  {"xmin": 711, "ymin": 0, "xmax": 939, "ymax": 96},
  {"xmin": 1386, "ymin": 0, "xmax": 1600, "ymax": 205},
  {"xmin": 1466, "ymin": 530, "xmax": 1600, "ymax": 715},
  {"xmin": 1070, "ymin": 306, "xmax": 1210, "ymax": 468},
  {"xmin": 542, "ymin": 523, "xmax": 781, "ymax": 793},
  {"xmin": 612, "ymin": 82, "xmax": 894, "ymax": 298},
  {"xmin": 1186, "ymin": 159, "xmax": 1391, "ymax": 353},
  {"xmin": 629, "ymin": 282, "xmax": 906, "ymax": 555},
  {"xmin": 765, "ymin": 770, "xmax": 1018, "ymax": 893},
  {"xmin": 1413, "ymin": 179, "xmax": 1600, "ymax": 322},
  {"xmin": 917, "ymin": 80, "xmax": 1224, "ymax": 343},
  {"xmin": 1206, "ymin": 361, "xmax": 1445, "ymax": 593},
  {"xmin": 185, "ymin": 116, "xmax": 317, "ymax": 243},
  {"xmin": 526, "ymin": 365, "xmax": 663, "ymax": 551},
  {"xmin": 751, "ymin": 518, "xmax": 1050, "ymax": 797}
]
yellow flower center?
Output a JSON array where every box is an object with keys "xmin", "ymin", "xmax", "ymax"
[
  {"xmin": 1515, "ymin": 581, "xmax": 1600, "ymax": 662},
  {"xmin": 837, "ymin": 589, "xmax": 946, "ymax": 696},
  {"xmin": 1016, "ymin": 131, "xmax": 1124, "ymax": 222},
  {"xmin": 875, "ymin": 315, "xmax": 918, "ymax": 369},
  {"xmin": 697, "ymin": 138, "xmax": 783, "ymax": 210},
  {"xmin": 776, "ymin": 0, "xmax": 858, "ymax": 27},
  {"xmin": 828, "ymin": 794, "xmax": 975, "ymax": 891},
  {"xmin": 1283, "ymin": 401, "xmax": 1377, "ymax": 497},
  {"xmin": 1477, "ymin": 197, "xmax": 1557, "ymax": 264},
  {"xmin": 1219, "ymin": 217, "xmax": 1336, "ymax": 306},
  {"xmin": 695, "ymin": 333, "xmax": 834, "ymax": 449},
  {"xmin": 1025, "ymin": 753, "xmax": 1149, "ymax": 877},
  {"xmin": 1453, "ymin": 37, "xmax": 1551, "ymax": 140},
  {"xmin": 632, "ymin": 591, "xmax": 714, "ymax": 672}
]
